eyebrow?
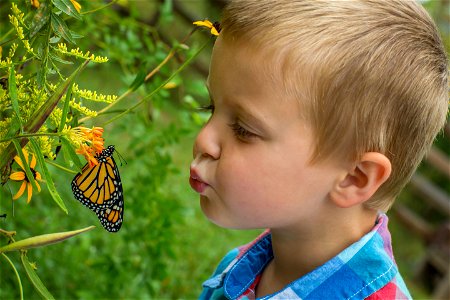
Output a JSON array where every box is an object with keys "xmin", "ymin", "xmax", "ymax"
[
  {"xmin": 233, "ymin": 101, "xmax": 269, "ymax": 132},
  {"xmin": 204, "ymin": 82, "xmax": 269, "ymax": 134}
]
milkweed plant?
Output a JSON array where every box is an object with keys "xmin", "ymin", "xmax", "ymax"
[{"xmin": 0, "ymin": 0, "xmax": 218, "ymax": 297}]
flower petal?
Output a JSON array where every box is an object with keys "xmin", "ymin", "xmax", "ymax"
[
  {"xmin": 35, "ymin": 172, "xmax": 42, "ymax": 181},
  {"xmin": 13, "ymin": 181, "xmax": 27, "ymax": 200},
  {"xmin": 30, "ymin": 152, "xmax": 37, "ymax": 169},
  {"xmin": 14, "ymin": 148, "xmax": 30, "ymax": 171},
  {"xmin": 70, "ymin": 0, "xmax": 81, "ymax": 13},
  {"xmin": 193, "ymin": 20, "xmax": 213, "ymax": 29},
  {"xmin": 210, "ymin": 27, "xmax": 220, "ymax": 36},
  {"xmin": 10, "ymin": 171, "xmax": 26, "ymax": 181},
  {"xmin": 35, "ymin": 181, "xmax": 41, "ymax": 193},
  {"xmin": 22, "ymin": 149, "xmax": 29, "ymax": 164},
  {"xmin": 13, "ymin": 155, "xmax": 25, "ymax": 171},
  {"xmin": 91, "ymin": 127, "xmax": 104, "ymax": 137},
  {"xmin": 88, "ymin": 156, "xmax": 99, "ymax": 167},
  {"xmin": 27, "ymin": 182, "xmax": 33, "ymax": 203},
  {"xmin": 31, "ymin": 0, "xmax": 40, "ymax": 9}
]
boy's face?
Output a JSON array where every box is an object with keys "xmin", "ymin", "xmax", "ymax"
[{"xmin": 190, "ymin": 37, "xmax": 346, "ymax": 230}]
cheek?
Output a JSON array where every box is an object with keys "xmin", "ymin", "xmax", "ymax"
[{"xmin": 216, "ymin": 153, "xmax": 278, "ymax": 201}]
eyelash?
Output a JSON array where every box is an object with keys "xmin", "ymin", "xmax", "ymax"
[
  {"xmin": 229, "ymin": 122, "xmax": 255, "ymax": 140},
  {"xmin": 199, "ymin": 103, "xmax": 256, "ymax": 140},
  {"xmin": 199, "ymin": 104, "xmax": 215, "ymax": 113}
]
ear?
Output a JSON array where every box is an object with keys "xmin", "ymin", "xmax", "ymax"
[{"xmin": 330, "ymin": 152, "xmax": 391, "ymax": 208}]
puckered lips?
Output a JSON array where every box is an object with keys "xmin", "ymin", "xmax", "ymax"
[{"xmin": 189, "ymin": 168, "xmax": 208, "ymax": 193}]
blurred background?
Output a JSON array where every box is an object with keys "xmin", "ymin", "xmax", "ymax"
[{"xmin": 0, "ymin": 0, "xmax": 448, "ymax": 299}]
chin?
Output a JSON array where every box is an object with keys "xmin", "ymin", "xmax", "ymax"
[{"xmin": 199, "ymin": 196, "xmax": 263, "ymax": 229}]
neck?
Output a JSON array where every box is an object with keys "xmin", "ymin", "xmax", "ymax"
[{"xmin": 256, "ymin": 206, "xmax": 378, "ymax": 297}]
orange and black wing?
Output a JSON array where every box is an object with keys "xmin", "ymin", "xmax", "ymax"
[
  {"xmin": 71, "ymin": 146, "xmax": 123, "ymax": 210},
  {"xmin": 95, "ymin": 197, "xmax": 124, "ymax": 232},
  {"xmin": 71, "ymin": 145, "xmax": 124, "ymax": 232}
]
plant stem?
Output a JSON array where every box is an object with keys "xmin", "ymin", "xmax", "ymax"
[
  {"xmin": 0, "ymin": 228, "xmax": 17, "ymax": 242},
  {"xmin": 1, "ymin": 253, "xmax": 24, "ymax": 300},
  {"xmin": 81, "ymin": 0, "xmax": 119, "ymax": 15},
  {"xmin": 45, "ymin": 160, "xmax": 78, "ymax": 174},
  {"xmin": 101, "ymin": 38, "xmax": 210, "ymax": 126},
  {"xmin": 79, "ymin": 28, "xmax": 200, "ymax": 124},
  {"xmin": 0, "ymin": 132, "xmax": 61, "ymax": 144}
]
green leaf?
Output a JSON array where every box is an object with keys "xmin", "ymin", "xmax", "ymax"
[
  {"xmin": 29, "ymin": 2, "xmax": 51, "ymax": 38},
  {"xmin": 24, "ymin": 60, "xmax": 89, "ymax": 136},
  {"xmin": 0, "ymin": 226, "xmax": 95, "ymax": 253},
  {"xmin": 49, "ymin": 35, "xmax": 61, "ymax": 43},
  {"xmin": 51, "ymin": 13, "xmax": 75, "ymax": 44},
  {"xmin": 58, "ymin": 81, "xmax": 74, "ymax": 132},
  {"xmin": 8, "ymin": 66, "xmax": 22, "ymax": 130},
  {"xmin": 21, "ymin": 255, "xmax": 55, "ymax": 300},
  {"xmin": 36, "ymin": 32, "xmax": 50, "ymax": 88},
  {"xmin": 52, "ymin": 0, "xmax": 82, "ymax": 20},
  {"xmin": 3, "ymin": 114, "xmax": 20, "ymax": 140},
  {"xmin": 29, "ymin": 139, "xmax": 68, "ymax": 214},
  {"xmin": 11, "ymin": 139, "xmax": 39, "ymax": 193},
  {"xmin": 129, "ymin": 69, "xmax": 147, "ymax": 92},
  {"xmin": 61, "ymin": 137, "xmax": 84, "ymax": 171},
  {"xmin": 0, "ymin": 61, "xmax": 89, "ymax": 176},
  {"xmin": 69, "ymin": 30, "xmax": 84, "ymax": 39},
  {"xmin": 49, "ymin": 52, "xmax": 73, "ymax": 65}
]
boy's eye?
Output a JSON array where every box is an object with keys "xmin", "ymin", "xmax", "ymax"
[{"xmin": 229, "ymin": 122, "xmax": 257, "ymax": 140}]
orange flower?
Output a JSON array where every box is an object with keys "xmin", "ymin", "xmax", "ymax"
[
  {"xmin": 66, "ymin": 126, "xmax": 105, "ymax": 167},
  {"xmin": 30, "ymin": 0, "xmax": 40, "ymax": 9},
  {"xmin": 9, "ymin": 149, "xmax": 42, "ymax": 203},
  {"xmin": 76, "ymin": 144, "xmax": 99, "ymax": 167},
  {"xmin": 81, "ymin": 126, "xmax": 104, "ymax": 154}
]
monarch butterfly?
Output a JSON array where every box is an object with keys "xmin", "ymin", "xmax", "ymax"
[{"xmin": 71, "ymin": 145, "xmax": 124, "ymax": 232}]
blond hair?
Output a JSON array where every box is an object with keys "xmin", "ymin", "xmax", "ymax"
[{"xmin": 220, "ymin": 0, "xmax": 448, "ymax": 211}]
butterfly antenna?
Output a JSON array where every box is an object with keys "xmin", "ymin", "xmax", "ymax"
[{"xmin": 115, "ymin": 148, "xmax": 127, "ymax": 166}]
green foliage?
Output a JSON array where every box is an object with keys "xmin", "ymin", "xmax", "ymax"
[
  {"xmin": 0, "ymin": 0, "xmax": 217, "ymax": 298},
  {"xmin": 0, "ymin": 0, "xmax": 446, "ymax": 299}
]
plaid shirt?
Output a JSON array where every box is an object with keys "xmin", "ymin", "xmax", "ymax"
[{"xmin": 200, "ymin": 214, "xmax": 411, "ymax": 299}]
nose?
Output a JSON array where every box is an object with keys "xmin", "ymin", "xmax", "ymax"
[{"xmin": 193, "ymin": 119, "xmax": 221, "ymax": 160}]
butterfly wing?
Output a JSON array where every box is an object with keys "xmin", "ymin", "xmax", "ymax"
[
  {"xmin": 71, "ymin": 152, "xmax": 122, "ymax": 210},
  {"xmin": 95, "ymin": 154, "xmax": 124, "ymax": 232},
  {"xmin": 71, "ymin": 145, "xmax": 124, "ymax": 232},
  {"xmin": 95, "ymin": 197, "xmax": 124, "ymax": 232}
]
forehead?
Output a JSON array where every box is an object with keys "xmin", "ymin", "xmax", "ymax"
[
  {"xmin": 210, "ymin": 38, "xmax": 316, "ymax": 135},
  {"xmin": 207, "ymin": 36, "xmax": 311, "ymax": 118},
  {"xmin": 208, "ymin": 37, "xmax": 282, "ymax": 97}
]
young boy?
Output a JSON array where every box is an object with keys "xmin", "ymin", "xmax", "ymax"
[{"xmin": 189, "ymin": 0, "xmax": 448, "ymax": 299}]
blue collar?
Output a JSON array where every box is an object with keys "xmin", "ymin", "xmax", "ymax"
[{"xmin": 204, "ymin": 215, "xmax": 401, "ymax": 299}]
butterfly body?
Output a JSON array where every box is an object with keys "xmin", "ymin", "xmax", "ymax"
[{"xmin": 72, "ymin": 145, "xmax": 124, "ymax": 232}]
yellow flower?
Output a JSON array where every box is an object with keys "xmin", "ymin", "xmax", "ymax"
[
  {"xmin": 193, "ymin": 20, "xmax": 221, "ymax": 36},
  {"xmin": 9, "ymin": 149, "xmax": 42, "ymax": 203},
  {"xmin": 70, "ymin": 0, "xmax": 81, "ymax": 13}
]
